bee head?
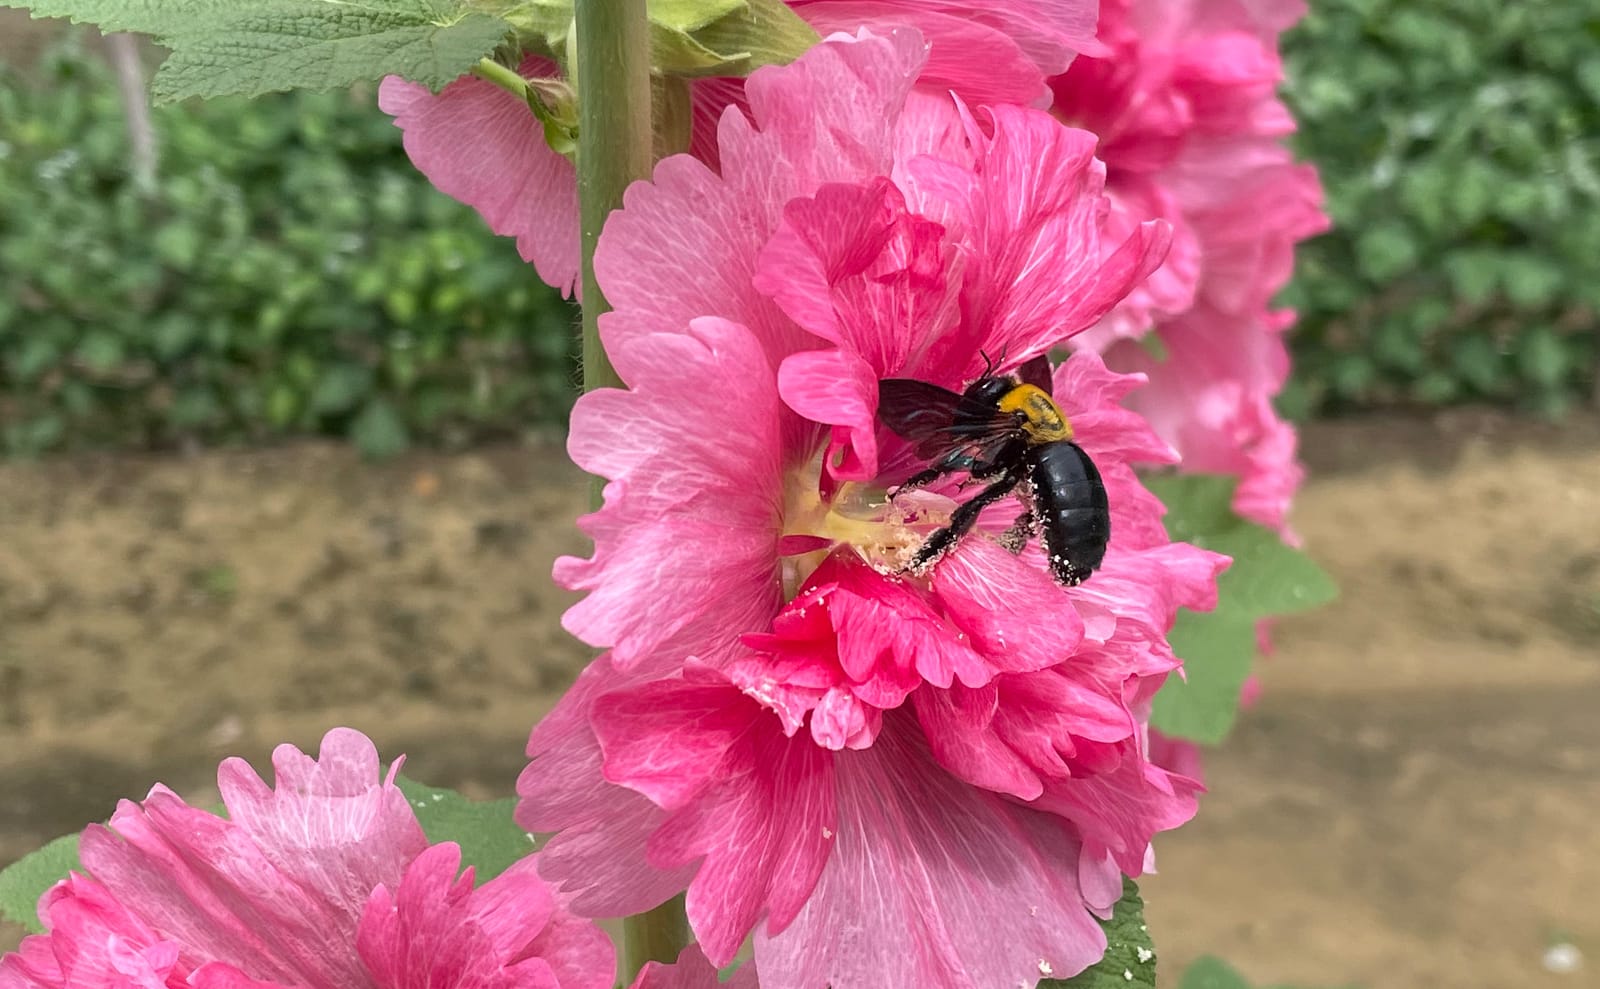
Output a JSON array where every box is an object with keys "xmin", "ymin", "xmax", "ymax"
[{"xmin": 962, "ymin": 374, "xmax": 1015, "ymax": 409}]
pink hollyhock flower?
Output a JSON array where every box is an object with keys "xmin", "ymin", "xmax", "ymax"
[
  {"xmin": 629, "ymin": 946, "xmax": 757, "ymax": 989},
  {"xmin": 378, "ymin": 0, "xmax": 1099, "ymax": 296},
  {"xmin": 1050, "ymin": 0, "xmax": 1328, "ymax": 532},
  {"xmin": 0, "ymin": 729, "xmax": 613, "ymax": 989},
  {"xmin": 516, "ymin": 30, "xmax": 1225, "ymax": 989}
]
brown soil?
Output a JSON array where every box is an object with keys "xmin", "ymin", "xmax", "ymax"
[{"xmin": 1, "ymin": 411, "xmax": 1597, "ymax": 988}]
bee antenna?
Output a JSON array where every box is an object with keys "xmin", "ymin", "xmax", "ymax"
[{"xmin": 979, "ymin": 349, "xmax": 994, "ymax": 377}]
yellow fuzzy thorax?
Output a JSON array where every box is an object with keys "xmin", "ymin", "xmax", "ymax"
[{"xmin": 997, "ymin": 384, "xmax": 1073, "ymax": 442}]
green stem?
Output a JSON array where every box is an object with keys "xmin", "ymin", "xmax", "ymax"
[
  {"xmin": 572, "ymin": 0, "xmax": 684, "ymax": 978},
  {"xmin": 623, "ymin": 895, "xmax": 691, "ymax": 979},
  {"xmin": 470, "ymin": 57, "xmax": 534, "ymax": 102},
  {"xmin": 575, "ymin": 0, "xmax": 652, "ymax": 396}
]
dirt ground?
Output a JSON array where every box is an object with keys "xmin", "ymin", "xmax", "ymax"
[{"xmin": 0, "ymin": 411, "xmax": 1596, "ymax": 988}]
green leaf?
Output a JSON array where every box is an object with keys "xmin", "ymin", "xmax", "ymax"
[
  {"xmin": 1146, "ymin": 475, "xmax": 1339, "ymax": 743},
  {"xmin": 649, "ymin": 0, "xmax": 744, "ymax": 32},
  {"xmin": 309, "ymin": 362, "xmax": 374, "ymax": 415},
  {"xmin": 1355, "ymin": 223, "xmax": 1417, "ymax": 282},
  {"xmin": 394, "ymin": 776, "xmax": 534, "ymax": 883},
  {"xmin": 1500, "ymin": 255, "xmax": 1564, "ymax": 309},
  {"xmin": 1516, "ymin": 325, "xmax": 1570, "ymax": 387},
  {"xmin": 649, "ymin": 0, "xmax": 816, "ymax": 76},
  {"xmin": 3, "ymin": 0, "xmax": 514, "ymax": 101},
  {"xmin": 687, "ymin": 0, "xmax": 818, "ymax": 73},
  {"xmin": 1177, "ymin": 955, "xmax": 1355, "ymax": 989},
  {"xmin": 1178, "ymin": 957, "xmax": 1254, "ymax": 989},
  {"xmin": 0, "ymin": 833, "xmax": 82, "ymax": 933},
  {"xmin": 1041, "ymin": 879, "xmax": 1156, "ymax": 989},
  {"xmin": 349, "ymin": 398, "xmax": 411, "ymax": 459}
]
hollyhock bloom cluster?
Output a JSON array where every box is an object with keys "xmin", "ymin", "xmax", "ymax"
[
  {"xmin": 378, "ymin": 0, "xmax": 1098, "ymax": 295},
  {"xmin": 513, "ymin": 30, "xmax": 1226, "ymax": 989},
  {"xmin": 1051, "ymin": 0, "xmax": 1328, "ymax": 531},
  {"xmin": 0, "ymin": 729, "xmax": 612, "ymax": 989}
]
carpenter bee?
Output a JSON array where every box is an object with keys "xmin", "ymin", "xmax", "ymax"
[{"xmin": 877, "ymin": 354, "xmax": 1109, "ymax": 586}]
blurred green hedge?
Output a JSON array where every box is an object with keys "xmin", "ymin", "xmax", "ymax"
[
  {"xmin": 1279, "ymin": 0, "xmax": 1599, "ymax": 417},
  {"xmin": 4, "ymin": 6, "xmax": 1598, "ymax": 459},
  {"xmin": 0, "ymin": 41, "xmax": 578, "ymax": 457}
]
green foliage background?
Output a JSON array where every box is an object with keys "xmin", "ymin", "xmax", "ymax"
[
  {"xmin": 1279, "ymin": 0, "xmax": 1599, "ymax": 417},
  {"xmin": 4, "ymin": 1, "xmax": 1598, "ymax": 456},
  {"xmin": 0, "ymin": 41, "xmax": 578, "ymax": 457}
]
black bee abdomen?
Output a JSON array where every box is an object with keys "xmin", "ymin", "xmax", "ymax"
[{"xmin": 1027, "ymin": 441, "xmax": 1110, "ymax": 586}]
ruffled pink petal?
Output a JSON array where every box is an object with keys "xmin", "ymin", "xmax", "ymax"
[
  {"xmin": 733, "ymin": 551, "xmax": 1077, "ymax": 750},
  {"xmin": 82, "ymin": 793, "xmax": 361, "ymax": 989},
  {"xmin": 1034, "ymin": 753, "xmax": 1202, "ymax": 876},
  {"xmin": 593, "ymin": 680, "xmax": 836, "ymax": 963},
  {"xmin": 378, "ymin": 60, "xmax": 579, "ymax": 296},
  {"xmin": 1068, "ymin": 543, "xmax": 1230, "ymax": 659},
  {"xmin": 216, "ymin": 728, "xmax": 427, "ymax": 926},
  {"xmin": 1148, "ymin": 729, "xmax": 1205, "ymax": 783},
  {"xmin": 518, "ymin": 660, "xmax": 701, "ymax": 919},
  {"xmin": 556, "ymin": 318, "xmax": 788, "ymax": 673},
  {"xmin": 597, "ymin": 30, "xmax": 929, "ymax": 370},
  {"xmin": 931, "ymin": 538, "xmax": 1086, "ymax": 670},
  {"xmin": 357, "ymin": 846, "xmax": 613, "ymax": 989},
  {"xmin": 8, "ymin": 731, "xmax": 612, "ymax": 989},
  {"xmin": 0, "ymin": 874, "xmax": 180, "ymax": 989},
  {"xmin": 908, "ymin": 106, "xmax": 1171, "ymax": 382}
]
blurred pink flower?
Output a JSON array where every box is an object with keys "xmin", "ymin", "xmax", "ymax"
[
  {"xmin": 1052, "ymin": 0, "xmax": 1329, "ymax": 531},
  {"xmin": 516, "ymin": 31, "xmax": 1224, "ymax": 989},
  {"xmin": 629, "ymin": 946, "xmax": 757, "ymax": 989},
  {"xmin": 0, "ymin": 729, "xmax": 613, "ymax": 989},
  {"xmin": 378, "ymin": 0, "xmax": 1099, "ymax": 296}
]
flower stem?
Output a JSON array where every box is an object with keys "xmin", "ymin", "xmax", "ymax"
[
  {"xmin": 470, "ymin": 56, "xmax": 532, "ymax": 102},
  {"xmin": 574, "ymin": 0, "xmax": 651, "ymax": 396},
  {"xmin": 571, "ymin": 0, "xmax": 686, "ymax": 978}
]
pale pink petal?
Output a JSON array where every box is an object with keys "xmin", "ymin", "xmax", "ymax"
[
  {"xmin": 9, "ymin": 731, "xmax": 611, "ymax": 989},
  {"xmin": 796, "ymin": 3, "xmax": 1051, "ymax": 106},
  {"xmin": 379, "ymin": 60, "xmax": 579, "ymax": 295},
  {"xmin": 1148, "ymin": 729, "xmax": 1205, "ymax": 783},
  {"xmin": 758, "ymin": 713, "xmax": 1109, "ymax": 989},
  {"xmin": 776, "ymin": 348, "xmax": 882, "ymax": 480}
]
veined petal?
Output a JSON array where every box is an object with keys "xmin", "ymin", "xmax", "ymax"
[
  {"xmin": 757, "ymin": 713, "xmax": 1109, "ymax": 989},
  {"xmin": 557, "ymin": 318, "xmax": 787, "ymax": 673},
  {"xmin": 379, "ymin": 61, "xmax": 579, "ymax": 296}
]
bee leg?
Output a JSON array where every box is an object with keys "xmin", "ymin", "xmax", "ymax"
[
  {"xmin": 893, "ymin": 451, "xmax": 976, "ymax": 495},
  {"xmin": 998, "ymin": 510, "xmax": 1036, "ymax": 554},
  {"xmin": 911, "ymin": 474, "xmax": 1020, "ymax": 571}
]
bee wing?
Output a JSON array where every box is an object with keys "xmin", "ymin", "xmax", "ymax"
[
  {"xmin": 1015, "ymin": 353, "xmax": 1054, "ymax": 396},
  {"xmin": 878, "ymin": 377, "xmax": 1022, "ymax": 461}
]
